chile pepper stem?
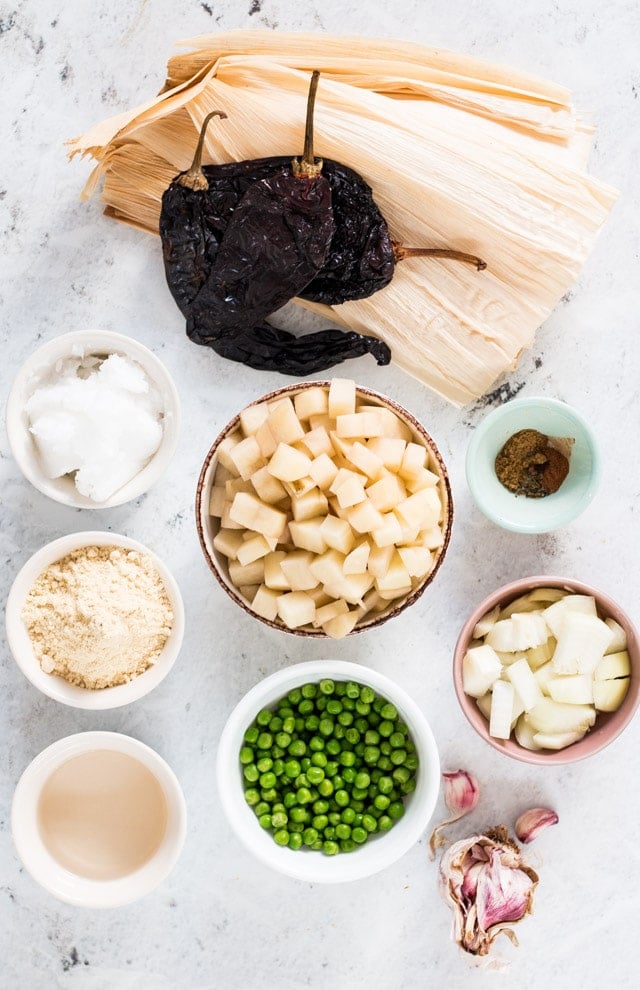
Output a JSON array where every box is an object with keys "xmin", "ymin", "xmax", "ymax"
[
  {"xmin": 393, "ymin": 242, "xmax": 487, "ymax": 271},
  {"xmin": 178, "ymin": 110, "xmax": 228, "ymax": 191},
  {"xmin": 292, "ymin": 71, "xmax": 323, "ymax": 179}
]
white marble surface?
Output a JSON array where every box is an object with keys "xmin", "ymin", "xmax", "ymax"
[{"xmin": 1, "ymin": 2, "xmax": 639, "ymax": 988}]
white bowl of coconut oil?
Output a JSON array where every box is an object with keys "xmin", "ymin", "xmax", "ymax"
[{"xmin": 11, "ymin": 731, "xmax": 187, "ymax": 907}]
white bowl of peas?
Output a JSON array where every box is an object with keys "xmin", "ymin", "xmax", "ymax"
[{"xmin": 216, "ymin": 660, "xmax": 440, "ymax": 882}]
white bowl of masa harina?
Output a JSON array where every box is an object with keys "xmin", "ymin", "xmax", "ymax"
[{"xmin": 5, "ymin": 531, "xmax": 185, "ymax": 709}]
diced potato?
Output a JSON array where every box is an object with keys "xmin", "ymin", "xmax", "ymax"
[
  {"xmin": 209, "ymin": 486, "xmax": 226, "ymax": 517},
  {"xmin": 462, "ymin": 644, "xmax": 502, "ymax": 698},
  {"xmin": 395, "ymin": 488, "xmax": 441, "ymax": 530},
  {"xmin": 280, "ymin": 551, "xmax": 320, "ymax": 591},
  {"xmin": 288, "ymin": 518, "xmax": 327, "ymax": 555},
  {"xmin": 309, "ymin": 453, "xmax": 339, "ymax": 491},
  {"xmin": 367, "ymin": 544, "xmax": 394, "ymax": 579},
  {"xmin": 472, "ymin": 604, "xmax": 501, "ymax": 640},
  {"xmin": 486, "ymin": 613, "xmax": 548, "ymax": 652},
  {"xmin": 264, "ymin": 551, "xmax": 291, "ymax": 591},
  {"xmin": 228, "ymin": 558, "xmax": 265, "ymax": 587},
  {"xmin": 514, "ymin": 714, "xmax": 542, "ymax": 751},
  {"xmin": 505, "ymin": 657, "xmax": 543, "ymax": 711},
  {"xmin": 347, "ymin": 500, "xmax": 385, "ymax": 534},
  {"xmin": 282, "ymin": 476, "xmax": 317, "ymax": 499},
  {"xmin": 397, "ymin": 522, "xmax": 421, "ymax": 545},
  {"xmin": 307, "ymin": 586, "xmax": 332, "ymax": 607},
  {"xmin": 291, "ymin": 487, "xmax": 328, "ymax": 522},
  {"xmin": 604, "ymin": 618, "xmax": 628, "ymax": 654},
  {"xmin": 551, "ymin": 612, "xmax": 614, "ymax": 674},
  {"xmin": 250, "ymin": 466, "xmax": 287, "ymax": 504},
  {"xmin": 329, "ymin": 496, "xmax": 350, "ymax": 521},
  {"xmin": 347, "ymin": 441, "xmax": 385, "ymax": 480},
  {"xmin": 276, "ymin": 591, "xmax": 316, "ymax": 629},
  {"xmin": 237, "ymin": 584, "xmax": 259, "ymax": 602},
  {"xmin": 367, "ymin": 474, "xmax": 407, "ymax": 513},
  {"xmin": 329, "ymin": 432, "xmax": 353, "ymax": 460},
  {"xmin": 324, "ymin": 572, "xmax": 374, "ymax": 605},
  {"xmin": 236, "ymin": 534, "xmax": 273, "ymax": 566},
  {"xmin": 213, "ymin": 464, "xmax": 234, "ymax": 485},
  {"xmin": 496, "ymin": 650, "xmax": 528, "ymax": 667},
  {"xmin": 268, "ymin": 444, "xmax": 312, "ymax": 482},
  {"xmin": 213, "ymin": 529, "xmax": 246, "ymax": 560},
  {"xmin": 377, "ymin": 585, "xmax": 412, "ymax": 601},
  {"xmin": 313, "ymin": 599, "xmax": 349, "ymax": 627},
  {"xmin": 476, "ymin": 693, "xmax": 492, "ymax": 721},
  {"xmin": 308, "ymin": 549, "xmax": 346, "ymax": 587},
  {"xmin": 547, "ymin": 674, "xmax": 594, "ymax": 706},
  {"xmin": 399, "ymin": 442, "xmax": 427, "ymax": 481},
  {"xmin": 330, "ymin": 467, "xmax": 365, "ymax": 495},
  {"xmin": 543, "ymin": 595, "xmax": 597, "ymax": 637},
  {"xmin": 592, "ymin": 678, "xmax": 630, "ymax": 712},
  {"xmin": 328, "ymin": 378, "xmax": 356, "ymax": 417},
  {"xmin": 528, "ymin": 587, "xmax": 567, "ymax": 603},
  {"xmin": 367, "ymin": 437, "xmax": 407, "ymax": 472},
  {"xmin": 251, "ymin": 585, "xmax": 280, "ymax": 621},
  {"xmin": 221, "ymin": 501, "xmax": 245, "ymax": 530},
  {"xmin": 525, "ymin": 697, "xmax": 596, "ymax": 735},
  {"xmin": 356, "ymin": 588, "xmax": 386, "ymax": 618},
  {"xmin": 489, "ymin": 680, "xmax": 515, "ymax": 739},
  {"xmin": 525, "ymin": 638, "xmax": 556, "ymax": 670},
  {"xmin": 216, "ymin": 435, "xmax": 241, "ymax": 474},
  {"xmin": 308, "ymin": 414, "xmax": 333, "ymax": 432},
  {"xmin": 397, "ymin": 546, "xmax": 432, "ymax": 578},
  {"xmin": 344, "ymin": 542, "xmax": 370, "ymax": 575},
  {"xmin": 372, "ymin": 513, "xmax": 403, "ymax": 548},
  {"xmin": 405, "ymin": 469, "xmax": 439, "ymax": 494},
  {"xmin": 320, "ymin": 516, "xmax": 355, "ymax": 555},
  {"xmin": 268, "ymin": 398, "xmax": 306, "ymax": 444},
  {"xmin": 255, "ymin": 420, "xmax": 277, "ymax": 458},
  {"xmin": 225, "ymin": 478, "xmax": 254, "ymax": 499},
  {"xmin": 299, "ymin": 426, "xmax": 334, "ymax": 458},
  {"xmin": 229, "ymin": 493, "xmax": 287, "ymax": 539},
  {"xmin": 531, "ymin": 729, "xmax": 587, "ymax": 750},
  {"xmin": 419, "ymin": 526, "xmax": 445, "ymax": 550},
  {"xmin": 294, "ymin": 386, "xmax": 328, "ymax": 421},
  {"xmin": 533, "ymin": 661, "xmax": 556, "ymax": 696},
  {"xmin": 594, "ymin": 650, "xmax": 631, "ymax": 681},
  {"xmin": 323, "ymin": 610, "xmax": 360, "ymax": 639},
  {"xmin": 501, "ymin": 592, "xmax": 548, "ymax": 618},
  {"xmin": 335, "ymin": 412, "xmax": 386, "ymax": 439},
  {"xmin": 239, "ymin": 402, "xmax": 269, "ymax": 437},
  {"xmin": 375, "ymin": 552, "xmax": 411, "ymax": 593},
  {"xmin": 334, "ymin": 474, "xmax": 366, "ymax": 509}
]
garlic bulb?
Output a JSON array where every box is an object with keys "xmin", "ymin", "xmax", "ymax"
[
  {"xmin": 439, "ymin": 826, "xmax": 538, "ymax": 958},
  {"xmin": 429, "ymin": 769, "xmax": 480, "ymax": 858}
]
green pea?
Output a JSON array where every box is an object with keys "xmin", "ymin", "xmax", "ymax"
[
  {"xmin": 239, "ymin": 746, "xmax": 254, "ymax": 765},
  {"xmin": 390, "ymin": 731, "xmax": 405, "ymax": 748},
  {"xmin": 288, "ymin": 740, "xmax": 306, "ymax": 757},
  {"xmin": 261, "ymin": 788, "xmax": 278, "ymax": 803},
  {"xmin": 301, "ymin": 757, "xmax": 311, "ymax": 771},
  {"xmin": 283, "ymin": 792, "xmax": 297, "ymax": 809},
  {"xmin": 284, "ymin": 759, "xmax": 301, "ymax": 778},
  {"xmin": 311, "ymin": 751, "xmax": 327, "ymax": 767},
  {"xmin": 351, "ymin": 800, "xmax": 365, "ymax": 813},
  {"xmin": 339, "ymin": 751, "xmax": 356, "ymax": 767},
  {"xmin": 360, "ymin": 686, "xmax": 375, "ymax": 704},
  {"xmin": 378, "ymin": 776, "xmax": 394, "ymax": 794},
  {"xmin": 294, "ymin": 717, "xmax": 305, "ymax": 733},
  {"xmin": 323, "ymin": 840, "xmax": 339, "ymax": 855},
  {"xmin": 371, "ymin": 768, "xmax": 382, "ymax": 783},
  {"xmin": 405, "ymin": 754, "xmax": 419, "ymax": 770},
  {"xmin": 328, "ymin": 812, "xmax": 341, "ymax": 827},
  {"xmin": 319, "ymin": 679, "xmax": 335, "ymax": 695},
  {"xmin": 257, "ymin": 731, "xmax": 273, "ymax": 749},
  {"xmin": 313, "ymin": 799, "xmax": 329, "ymax": 814},
  {"xmin": 244, "ymin": 726, "xmax": 259, "ymax": 744},
  {"xmin": 352, "ymin": 827, "xmax": 368, "ymax": 844},
  {"xmin": 297, "ymin": 787, "xmax": 312, "ymax": 804},
  {"xmin": 378, "ymin": 814, "xmax": 393, "ymax": 831},
  {"xmin": 288, "ymin": 832, "xmax": 303, "ymax": 850},
  {"xmin": 355, "ymin": 700, "xmax": 370, "ymax": 716},
  {"xmin": 307, "ymin": 766, "xmax": 325, "ymax": 785},
  {"xmin": 333, "ymin": 724, "xmax": 345, "ymax": 740},
  {"xmin": 319, "ymin": 718, "xmax": 334, "ymax": 737},
  {"xmin": 362, "ymin": 814, "xmax": 378, "ymax": 833},
  {"xmin": 401, "ymin": 778, "xmax": 417, "ymax": 795},
  {"xmin": 378, "ymin": 721, "xmax": 393, "ymax": 738},
  {"xmin": 312, "ymin": 814, "xmax": 328, "ymax": 830},
  {"xmin": 367, "ymin": 711, "xmax": 380, "ymax": 727},
  {"xmin": 315, "ymin": 696, "xmax": 327, "ymax": 712},
  {"xmin": 377, "ymin": 756, "xmax": 391, "ymax": 771},
  {"xmin": 346, "ymin": 681, "xmax": 360, "ymax": 699},
  {"xmin": 271, "ymin": 811, "xmax": 288, "ymax": 828},
  {"xmin": 282, "ymin": 716, "xmax": 295, "ymax": 734},
  {"xmin": 374, "ymin": 794, "xmax": 390, "ymax": 811},
  {"xmin": 366, "ymin": 805, "xmax": 382, "ymax": 819},
  {"xmin": 354, "ymin": 717, "xmax": 368, "ymax": 733},
  {"xmin": 342, "ymin": 767, "xmax": 356, "ymax": 784},
  {"xmin": 244, "ymin": 788, "xmax": 260, "ymax": 806},
  {"xmin": 256, "ymin": 709, "xmax": 272, "ymax": 726},
  {"xmin": 299, "ymin": 699, "xmax": 314, "ymax": 716},
  {"xmin": 391, "ymin": 749, "xmax": 407, "ymax": 766},
  {"xmin": 354, "ymin": 771, "xmax": 370, "ymax": 790},
  {"xmin": 325, "ymin": 759, "xmax": 339, "ymax": 775},
  {"xmin": 335, "ymin": 823, "xmax": 351, "ymax": 840},
  {"xmin": 309, "ymin": 735, "xmax": 325, "ymax": 751},
  {"xmin": 354, "ymin": 742, "xmax": 365, "ymax": 757},
  {"xmin": 287, "ymin": 688, "xmax": 302, "ymax": 705},
  {"xmin": 273, "ymin": 829, "xmax": 289, "ymax": 846},
  {"xmin": 274, "ymin": 732, "xmax": 291, "ymax": 749},
  {"xmin": 290, "ymin": 822, "xmax": 305, "ymax": 834},
  {"xmin": 334, "ymin": 682, "xmax": 346, "ymax": 696},
  {"xmin": 272, "ymin": 802, "xmax": 285, "ymax": 813},
  {"xmin": 301, "ymin": 683, "xmax": 317, "ymax": 699},
  {"xmin": 326, "ymin": 739, "xmax": 340, "ymax": 756},
  {"xmin": 272, "ymin": 759, "xmax": 285, "ymax": 777},
  {"xmin": 364, "ymin": 730, "xmax": 379, "ymax": 745},
  {"xmin": 303, "ymin": 827, "xmax": 318, "ymax": 845},
  {"xmin": 243, "ymin": 764, "xmax": 259, "ymax": 783},
  {"xmin": 258, "ymin": 814, "xmax": 272, "ymax": 829},
  {"xmin": 289, "ymin": 807, "xmax": 309, "ymax": 824},
  {"xmin": 326, "ymin": 699, "xmax": 342, "ymax": 715},
  {"xmin": 388, "ymin": 801, "xmax": 405, "ymax": 820},
  {"xmin": 324, "ymin": 826, "xmax": 336, "ymax": 840},
  {"xmin": 373, "ymin": 696, "xmax": 385, "ymax": 714},
  {"xmin": 393, "ymin": 766, "xmax": 411, "ymax": 784},
  {"xmin": 351, "ymin": 787, "xmax": 368, "ymax": 800},
  {"xmin": 334, "ymin": 789, "xmax": 349, "ymax": 807},
  {"xmin": 318, "ymin": 778, "xmax": 334, "ymax": 797},
  {"xmin": 342, "ymin": 697, "xmax": 355, "ymax": 711},
  {"xmin": 256, "ymin": 756, "xmax": 273, "ymax": 773},
  {"xmin": 278, "ymin": 705, "xmax": 294, "ymax": 718},
  {"xmin": 254, "ymin": 801, "xmax": 269, "ymax": 816},
  {"xmin": 259, "ymin": 771, "xmax": 276, "ymax": 789},
  {"xmin": 271, "ymin": 745, "xmax": 285, "ymax": 759},
  {"xmin": 381, "ymin": 702, "xmax": 397, "ymax": 720},
  {"xmin": 363, "ymin": 746, "xmax": 380, "ymax": 765},
  {"xmin": 345, "ymin": 727, "xmax": 360, "ymax": 745},
  {"xmin": 311, "ymin": 839, "xmax": 324, "ymax": 851},
  {"xmin": 340, "ymin": 838, "xmax": 356, "ymax": 853},
  {"xmin": 331, "ymin": 775, "xmax": 344, "ymax": 791}
]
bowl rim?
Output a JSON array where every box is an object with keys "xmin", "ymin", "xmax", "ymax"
[
  {"xmin": 5, "ymin": 329, "xmax": 181, "ymax": 509},
  {"xmin": 195, "ymin": 380, "xmax": 453, "ymax": 637},
  {"xmin": 11, "ymin": 731, "xmax": 187, "ymax": 907},
  {"xmin": 5, "ymin": 531, "xmax": 185, "ymax": 710},
  {"xmin": 216, "ymin": 660, "xmax": 441, "ymax": 883},
  {"xmin": 453, "ymin": 575, "xmax": 640, "ymax": 765},
  {"xmin": 465, "ymin": 395, "xmax": 601, "ymax": 533}
]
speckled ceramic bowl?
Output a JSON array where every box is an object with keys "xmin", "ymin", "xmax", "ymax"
[
  {"xmin": 195, "ymin": 381, "xmax": 453, "ymax": 637},
  {"xmin": 465, "ymin": 396, "xmax": 600, "ymax": 533},
  {"xmin": 217, "ymin": 660, "xmax": 440, "ymax": 882},
  {"xmin": 6, "ymin": 330, "xmax": 181, "ymax": 509},
  {"xmin": 453, "ymin": 576, "xmax": 640, "ymax": 765}
]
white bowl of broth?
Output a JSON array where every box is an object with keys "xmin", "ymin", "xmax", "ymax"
[{"xmin": 11, "ymin": 731, "xmax": 187, "ymax": 907}]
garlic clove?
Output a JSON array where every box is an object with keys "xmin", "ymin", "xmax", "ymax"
[
  {"xmin": 514, "ymin": 807, "xmax": 559, "ymax": 844},
  {"xmin": 428, "ymin": 769, "xmax": 480, "ymax": 858}
]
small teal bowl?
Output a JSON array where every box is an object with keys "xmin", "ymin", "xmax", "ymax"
[{"xmin": 466, "ymin": 397, "xmax": 601, "ymax": 533}]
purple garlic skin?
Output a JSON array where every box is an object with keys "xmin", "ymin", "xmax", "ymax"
[
  {"xmin": 443, "ymin": 770, "xmax": 480, "ymax": 817},
  {"xmin": 515, "ymin": 807, "xmax": 559, "ymax": 844},
  {"xmin": 439, "ymin": 826, "xmax": 538, "ymax": 957}
]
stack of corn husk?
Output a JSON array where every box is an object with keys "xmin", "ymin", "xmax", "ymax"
[{"xmin": 68, "ymin": 31, "xmax": 617, "ymax": 406}]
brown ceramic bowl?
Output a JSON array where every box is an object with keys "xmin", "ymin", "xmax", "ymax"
[
  {"xmin": 453, "ymin": 576, "xmax": 640, "ymax": 765},
  {"xmin": 196, "ymin": 382, "xmax": 453, "ymax": 637}
]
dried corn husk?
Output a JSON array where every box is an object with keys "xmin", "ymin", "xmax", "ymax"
[{"xmin": 68, "ymin": 31, "xmax": 617, "ymax": 405}]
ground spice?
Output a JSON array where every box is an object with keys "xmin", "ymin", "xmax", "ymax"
[
  {"xmin": 495, "ymin": 429, "xmax": 570, "ymax": 498},
  {"xmin": 21, "ymin": 545, "xmax": 173, "ymax": 689}
]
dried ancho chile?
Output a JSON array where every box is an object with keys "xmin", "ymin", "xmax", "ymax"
[
  {"xmin": 495, "ymin": 428, "xmax": 570, "ymax": 497},
  {"xmin": 160, "ymin": 73, "xmax": 389, "ymax": 374}
]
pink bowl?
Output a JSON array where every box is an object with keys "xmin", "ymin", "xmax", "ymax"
[{"xmin": 453, "ymin": 576, "xmax": 640, "ymax": 765}]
